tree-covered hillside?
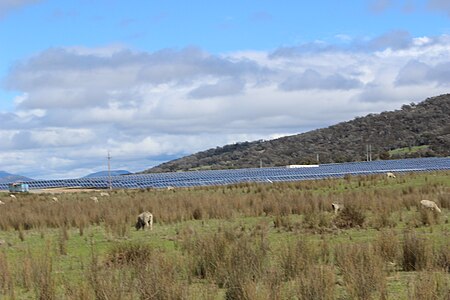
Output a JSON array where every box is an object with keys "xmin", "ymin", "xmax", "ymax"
[{"xmin": 144, "ymin": 94, "xmax": 450, "ymax": 173}]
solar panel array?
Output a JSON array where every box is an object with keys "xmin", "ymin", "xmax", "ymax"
[{"xmin": 1, "ymin": 157, "xmax": 449, "ymax": 191}]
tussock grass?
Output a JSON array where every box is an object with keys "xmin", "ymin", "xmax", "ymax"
[
  {"xmin": 408, "ymin": 271, "xmax": 450, "ymax": 300},
  {"xmin": 0, "ymin": 171, "xmax": 448, "ymax": 298},
  {"xmin": 335, "ymin": 243, "xmax": 387, "ymax": 299}
]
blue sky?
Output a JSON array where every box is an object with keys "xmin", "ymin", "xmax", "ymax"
[{"xmin": 0, "ymin": 0, "xmax": 449, "ymax": 179}]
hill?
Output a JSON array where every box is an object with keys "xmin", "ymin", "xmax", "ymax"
[
  {"xmin": 83, "ymin": 170, "xmax": 132, "ymax": 178},
  {"xmin": 143, "ymin": 94, "xmax": 450, "ymax": 173},
  {"xmin": 0, "ymin": 171, "xmax": 33, "ymax": 184}
]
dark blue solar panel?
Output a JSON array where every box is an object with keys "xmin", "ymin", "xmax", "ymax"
[{"xmin": 1, "ymin": 157, "xmax": 449, "ymax": 190}]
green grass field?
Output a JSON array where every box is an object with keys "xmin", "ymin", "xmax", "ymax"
[{"xmin": 0, "ymin": 171, "xmax": 449, "ymax": 299}]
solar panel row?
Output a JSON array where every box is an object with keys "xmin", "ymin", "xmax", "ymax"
[{"xmin": 1, "ymin": 157, "xmax": 449, "ymax": 191}]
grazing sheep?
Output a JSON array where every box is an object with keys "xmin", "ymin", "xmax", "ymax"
[
  {"xmin": 0, "ymin": 200, "xmax": 5, "ymax": 205},
  {"xmin": 386, "ymin": 172, "xmax": 396, "ymax": 178},
  {"xmin": 51, "ymin": 197, "xmax": 58, "ymax": 202},
  {"xmin": 331, "ymin": 203, "xmax": 344, "ymax": 214},
  {"xmin": 135, "ymin": 211, "xmax": 153, "ymax": 231},
  {"xmin": 100, "ymin": 192, "xmax": 110, "ymax": 197},
  {"xmin": 420, "ymin": 200, "xmax": 442, "ymax": 213},
  {"xmin": 90, "ymin": 196, "xmax": 99, "ymax": 203},
  {"xmin": 10, "ymin": 194, "xmax": 16, "ymax": 199},
  {"xmin": 167, "ymin": 186, "xmax": 175, "ymax": 191}
]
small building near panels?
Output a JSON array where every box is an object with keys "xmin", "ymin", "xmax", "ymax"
[{"xmin": 8, "ymin": 182, "xmax": 29, "ymax": 193}]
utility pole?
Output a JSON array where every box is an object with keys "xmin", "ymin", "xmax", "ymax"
[
  {"xmin": 366, "ymin": 144, "xmax": 373, "ymax": 162},
  {"xmin": 107, "ymin": 151, "xmax": 112, "ymax": 190},
  {"xmin": 366, "ymin": 144, "xmax": 369, "ymax": 162}
]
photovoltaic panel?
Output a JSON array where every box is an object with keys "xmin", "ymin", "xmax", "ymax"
[{"xmin": 0, "ymin": 157, "xmax": 449, "ymax": 191}]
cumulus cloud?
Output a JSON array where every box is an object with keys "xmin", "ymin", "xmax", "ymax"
[
  {"xmin": 279, "ymin": 69, "xmax": 363, "ymax": 91},
  {"xmin": 188, "ymin": 78, "xmax": 245, "ymax": 99},
  {"xmin": 0, "ymin": 0, "xmax": 40, "ymax": 19},
  {"xmin": 7, "ymin": 47, "xmax": 267, "ymax": 109},
  {"xmin": 367, "ymin": 30, "xmax": 413, "ymax": 50},
  {"xmin": 3, "ymin": 32, "xmax": 450, "ymax": 178},
  {"xmin": 395, "ymin": 60, "xmax": 431, "ymax": 85},
  {"xmin": 396, "ymin": 60, "xmax": 450, "ymax": 86}
]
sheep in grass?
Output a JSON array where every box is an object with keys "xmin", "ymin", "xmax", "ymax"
[
  {"xmin": 0, "ymin": 200, "xmax": 5, "ymax": 205},
  {"xmin": 90, "ymin": 196, "xmax": 99, "ymax": 203},
  {"xmin": 100, "ymin": 192, "xmax": 110, "ymax": 197},
  {"xmin": 420, "ymin": 200, "xmax": 442, "ymax": 213},
  {"xmin": 331, "ymin": 203, "xmax": 344, "ymax": 214},
  {"xmin": 135, "ymin": 211, "xmax": 153, "ymax": 231},
  {"xmin": 386, "ymin": 172, "xmax": 396, "ymax": 178},
  {"xmin": 10, "ymin": 194, "xmax": 16, "ymax": 199},
  {"xmin": 51, "ymin": 196, "xmax": 58, "ymax": 202}
]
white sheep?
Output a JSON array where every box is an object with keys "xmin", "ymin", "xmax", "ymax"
[
  {"xmin": 90, "ymin": 196, "xmax": 99, "ymax": 203},
  {"xmin": 0, "ymin": 200, "xmax": 5, "ymax": 205},
  {"xmin": 135, "ymin": 211, "xmax": 153, "ymax": 231},
  {"xmin": 386, "ymin": 172, "xmax": 396, "ymax": 178},
  {"xmin": 420, "ymin": 200, "xmax": 442, "ymax": 213},
  {"xmin": 100, "ymin": 192, "xmax": 110, "ymax": 197},
  {"xmin": 9, "ymin": 194, "xmax": 16, "ymax": 199},
  {"xmin": 331, "ymin": 203, "xmax": 344, "ymax": 214},
  {"xmin": 51, "ymin": 197, "xmax": 59, "ymax": 202}
]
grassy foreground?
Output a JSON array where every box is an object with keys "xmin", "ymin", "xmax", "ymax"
[{"xmin": 0, "ymin": 171, "xmax": 449, "ymax": 299}]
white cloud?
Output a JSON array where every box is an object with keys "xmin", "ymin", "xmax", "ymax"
[
  {"xmin": 188, "ymin": 78, "xmax": 245, "ymax": 99},
  {"xmin": 2, "ymin": 32, "xmax": 450, "ymax": 178},
  {"xmin": 279, "ymin": 69, "xmax": 363, "ymax": 91}
]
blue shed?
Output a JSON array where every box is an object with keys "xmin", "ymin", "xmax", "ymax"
[{"xmin": 8, "ymin": 182, "xmax": 29, "ymax": 193}]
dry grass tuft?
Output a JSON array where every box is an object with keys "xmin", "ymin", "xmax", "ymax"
[{"xmin": 335, "ymin": 243, "xmax": 387, "ymax": 299}]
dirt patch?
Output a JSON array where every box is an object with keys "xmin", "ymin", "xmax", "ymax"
[{"xmin": 29, "ymin": 188, "xmax": 106, "ymax": 194}]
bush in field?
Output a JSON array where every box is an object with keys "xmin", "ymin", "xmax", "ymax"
[
  {"xmin": 295, "ymin": 265, "xmax": 336, "ymax": 300},
  {"xmin": 89, "ymin": 242, "xmax": 189, "ymax": 300},
  {"xmin": 434, "ymin": 239, "xmax": 450, "ymax": 273},
  {"xmin": 135, "ymin": 251, "xmax": 189, "ymax": 300},
  {"xmin": 181, "ymin": 226, "xmax": 269, "ymax": 289},
  {"xmin": 333, "ymin": 205, "xmax": 366, "ymax": 229},
  {"xmin": 374, "ymin": 229, "xmax": 400, "ymax": 263},
  {"xmin": 402, "ymin": 231, "xmax": 433, "ymax": 271},
  {"xmin": 419, "ymin": 208, "xmax": 440, "ymax": 226},
  {"xmin": 279, "ymin": 237, "xmax": 319, "ymax": 280},
  {"xmin": 106, "ymin": 242, "xmax": 153, "ymax": 267},
  {"xmin": 335, "ymin": 243, "xmax": 386, "ymax": 300},
  {"xmin": 88, "ymin": 261, "xmax": 133, "ymax": 300},
  {"xmin": 0, "ymin": 252, "xmax": 14, "ymax": 298},
  {"xmin": 408, "ymin": 271, "xmax": 450, "ymax": 300},
  {"xmin": 31, "ymin": 249, "xmax": 56, "ymax": 300},
  {"xmin": 302, "ymin": 211, "xmax": 333, "ymax": 230},
  {"xmin": 370, "ymin": 209, "xmax": 397, "ymax": 229}
]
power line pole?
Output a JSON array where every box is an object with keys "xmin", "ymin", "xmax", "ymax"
[
  {"xmin": 366, "ymin": 144, "xmax": 373, "ymax": 162},
  {"xmin": 107, "ymin": 151, "xmax": 112, "ymax": 190},
  {"xmin": 366, "ymin": 144, "xmax": 369, "ymax": 162}
]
